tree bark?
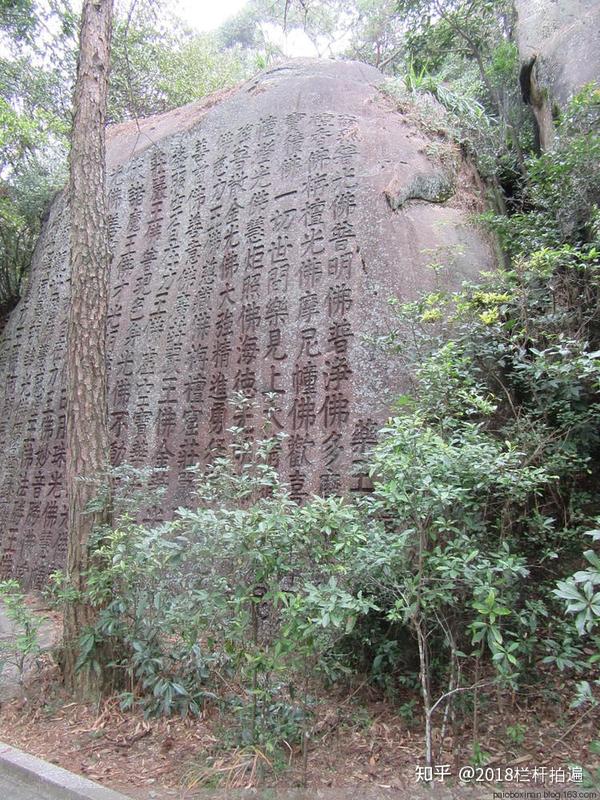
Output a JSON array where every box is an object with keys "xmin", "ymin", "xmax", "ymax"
[{"xmin": 63, "ymin": 0, "xmax": 113, "ymax": 698}]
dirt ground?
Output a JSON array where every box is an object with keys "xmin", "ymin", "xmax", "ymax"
[
  {"xmin": 0, "ymin": 599, "xmax": 598, "ymax": 797},
  {"xmin": 0, "ymin": 653, "xmax": 598, "ymax": 799}
]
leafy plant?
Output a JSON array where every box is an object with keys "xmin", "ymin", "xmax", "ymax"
[
  {"xmin": 0, "ymin": 579, "xmax": 46, "ymax": 686},
  {"xmin": 51, "ymin": 402, "xmax": 376, "ymax": 770},
  {"xmin": 505, "ymin": 722, "xmax": 526, "ymax": 747},
  {"xmin": 470, "ymin": 741, "xmax": 491, "ymax": 767}
]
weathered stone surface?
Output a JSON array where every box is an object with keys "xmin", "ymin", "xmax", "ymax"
[
  {"xmin": 0, "ymin": 59, "xmax": 495, "ymax": 587},
  {"xmin": 385, "ymin": 171, "xmax": 455, "ymax": 211},
  {"xmin": 516, "ymin": 0, "xmax": 600, "ymax": 150},
  {"xmin": 516, "ymin": 0, "xmax": 600, "ymax": 106}
]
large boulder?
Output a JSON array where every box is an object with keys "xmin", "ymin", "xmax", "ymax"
[
  {"xmin": 0, "ymin": 59, "xmax": 495, "ymax": 587},
  {"xmin": 516, "ymin": 0, "xmax": 600, "ymax": 147}
]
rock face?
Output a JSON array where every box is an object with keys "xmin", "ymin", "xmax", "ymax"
[
  {"xmin": 516, "ymin": 0, "xmax": 600, "ymax": 147},
  {"xmin": 0, "ymin": 59, "xmax": 495, "ymax": 587}
]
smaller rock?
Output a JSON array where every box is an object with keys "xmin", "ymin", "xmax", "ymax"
[{"xmin": 385, "ymin": 171, "xmax": 455, "ymax": 211}]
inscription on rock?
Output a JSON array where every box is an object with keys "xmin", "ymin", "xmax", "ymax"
[{"xmin": 0, "ymin": 59, "xmax": 495, "ymax": 586}]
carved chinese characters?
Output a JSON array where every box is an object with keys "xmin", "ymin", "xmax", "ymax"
[{"xmin": 0, "ymin": 59, "xmax": 495, "ymax": 586}]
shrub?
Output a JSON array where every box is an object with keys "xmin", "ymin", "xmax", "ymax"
[
  {"xmin": 0, "ymin": 579, "xmax": 46, "ymax": 687},
  {"xmin": 53, "ymin": 417, "xmax": 375, "ymax": 758}
]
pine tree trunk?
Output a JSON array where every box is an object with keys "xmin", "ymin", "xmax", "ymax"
[{"xmin": 63, "ymin": 0, "xmax": 114, "ymax": 698}]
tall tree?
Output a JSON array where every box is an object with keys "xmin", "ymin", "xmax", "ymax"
[{"xmin": 63, "ymin": 0, "xmax": 113, "ymax": 696}]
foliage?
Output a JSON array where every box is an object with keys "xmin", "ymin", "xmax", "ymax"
[
  {"xmin": 554, "ymin": 526, "xmax": 600, "ymax": 636},
  {"xmin": 51, "ymin": 414, "xmax": 375, "ymax": 755},
  {"xmin": 357, "ymin": 85, "xmax": 600, "ymax": 756},
  {"xmin": 505, "ymin": 722, "xmax": 526, "ymax": 747},
  {"xmin": 398, "ymin": 0, "xmax": 514, "ymax": 73},
  {"xmin": 228, "ymin": 0, "xmax": 406, "ymax": 70},
  {"xmin": 0, "ymin": 579, "xmax": 46, "ymax": 685},
  {"xmin": 0, "ymin": 0, "xmax": 73, "ymax": 311},
  {"xmin": 109, "ymin": 9, "xmax": 257, "ymax": 123},
  {"xmin": 377, "ymin": 246, "xmax": 599, "ymax": 736},
  {"xmin": 484, "ymin": 84, "xmax": 600, "ymax": 255},
  {"xmin": 0, "ymin": 147, "xmax": 66, "ymax": 313},
  {"xmin": 340, "ymin": 0, "xmax": 405, "ymax": 70},
  {"xmin": 345, "ymin": 383, "xmax": 554, "ymax": 764}
]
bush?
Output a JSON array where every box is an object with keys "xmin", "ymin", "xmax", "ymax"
[
  {"xmin": 0, "ymin": 579, "xmax": 46, "ymax": 686},
  {"xmin": 483, "ymin": 84, "xmax": 600, "ymax": 256},
  {"xmin": 52, "ymin": 418, "xmax": 375, "ymax": 756},
  {"xmin": 361, "ymin": 112, "xmax": 600, "ymax": 753}
]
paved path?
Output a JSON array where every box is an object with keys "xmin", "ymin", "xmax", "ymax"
[{"xmin": 0, "ymin": 741, "xmax": 132, "ymax": 800}]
